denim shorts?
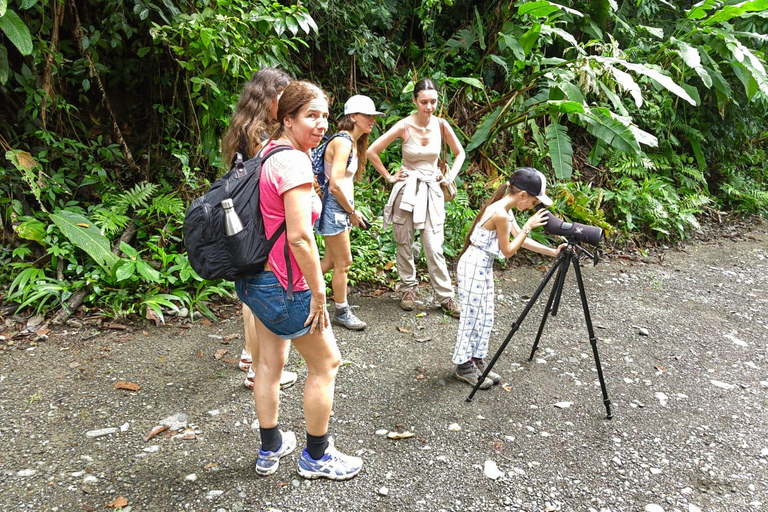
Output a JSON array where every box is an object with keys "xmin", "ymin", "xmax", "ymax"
[
  {"xmin": 314, "ymin": 191, "xmax": 351, "ymax": 236},
  {"xmin": 235, "ymin": 272, "xmax": 312, "ymax": 340}
]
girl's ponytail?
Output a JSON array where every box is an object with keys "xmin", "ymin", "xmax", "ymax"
[{"xmin": 458, "ymin": 181, "xmax": 511, "ymax": 259}]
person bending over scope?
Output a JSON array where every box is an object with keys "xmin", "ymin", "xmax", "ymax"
[{"xmin": 452, "ymin": 168, "xmax": 566, "ymax": 389}]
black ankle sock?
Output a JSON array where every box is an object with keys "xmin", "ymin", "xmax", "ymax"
[
  {"xmin": 306, "ymin": 432, "xmax": 329, "ymax": 460},
  {"xmin": 260, "ymin": 426, "xmax": 282, "ymax": 453}
]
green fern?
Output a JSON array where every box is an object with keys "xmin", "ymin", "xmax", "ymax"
[
  {"xmin": 91, "ymin": 207, "xmax": 131, "ymax": 235},
  {"xmin": 149, "ymin": 194, "xmax": 185, "ymax": 216}
]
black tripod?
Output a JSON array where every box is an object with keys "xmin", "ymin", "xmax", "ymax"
[{"xmin": 466, "ymin": 239, "xmax": 613, "ymax": 420}]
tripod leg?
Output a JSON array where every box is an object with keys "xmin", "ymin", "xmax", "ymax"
[
  {"xmin": 528, "ymin": 252, "xmax": 570, "ymax": 361},
  {"xmin": 467, "ymin": 252, "xmax": 566, "ymax": 402},
  {"xmin": 571, "ymin": 255, "xmax": 613, "ymax": 420}
]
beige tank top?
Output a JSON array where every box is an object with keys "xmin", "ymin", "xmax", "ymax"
[{"xmin": 402, "ymin": 118, "xmax": 440, "ymax": 175}]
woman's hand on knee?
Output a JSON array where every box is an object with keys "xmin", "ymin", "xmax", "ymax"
[{"xmin": 305, "ymin": 292, "xmax": 329, "ymax": 333}]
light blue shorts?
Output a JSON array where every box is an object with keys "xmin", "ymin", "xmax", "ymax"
[{"xmin": 315, "ymin": 192, "xmax": 351, "ymax": 236}]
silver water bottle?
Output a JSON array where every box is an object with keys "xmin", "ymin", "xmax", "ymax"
[{"xmin": 221, "ymin": 198, "xmax": 243, "ymax": 236}]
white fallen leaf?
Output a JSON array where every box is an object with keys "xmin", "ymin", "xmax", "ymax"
[
  {"xmin": 448, "ymin": 423, "xmax": 461, "ymax": 431},
  {"xmin": 554, "ymin": 401, "xmax": 573, "ymax": 409}
]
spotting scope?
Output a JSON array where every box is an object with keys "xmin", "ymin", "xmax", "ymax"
[{"xmin": 535, "ymin": 204, "xmax": 603, "ymax": 246}]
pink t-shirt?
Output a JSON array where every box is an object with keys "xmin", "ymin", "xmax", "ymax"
[{"xmin": 259, "ymin": 141, "xmax": 322, "ymax": 291}]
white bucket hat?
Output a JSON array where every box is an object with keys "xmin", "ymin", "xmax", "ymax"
[{"xmin": 343, "ymin": 95, "xmax": 384, "ymax": 116}]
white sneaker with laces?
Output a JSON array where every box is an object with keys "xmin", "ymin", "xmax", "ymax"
[{"xmin": 297, "ymin": 438, "xmax": 363, "ymax": 480}]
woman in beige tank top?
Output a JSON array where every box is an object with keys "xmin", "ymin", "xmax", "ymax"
[{"xmin": 368, "ymin": 78, "xmax": 466, "ymax": 317}]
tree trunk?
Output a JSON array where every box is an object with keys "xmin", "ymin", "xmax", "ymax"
[
  {"xmin": 68, "ymin": 0, "xmax": 139, "ymax": 175},
  {"xmin": 41, "ymin": 0, "xmax": 66, "ymax": 130}
]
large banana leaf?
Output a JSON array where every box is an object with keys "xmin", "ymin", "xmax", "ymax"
[
  {"xmin": 672, "ymin": 38, "xmax": 713, "ymax": 88},
  {"xmin": 701, "ymin": 0, "xmax": 768, "ymax": 26},
  {"xmin": 581, "ymin": 108, "xmax": 641, "ymax": 154},
  {"xmin": 545, "ymin": 122, "xmax": 573, "ymax": 180},
  {"xmin": 50, "ymin": 210, "xmax": 119, "ymax": 273},
  {"xmin": 597, "ymin": 57, "xmax": 698, "ymax": 106}
]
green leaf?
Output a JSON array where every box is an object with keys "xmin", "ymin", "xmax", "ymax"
[
  {"xmin": 581, "ymin": 108, "xmax": 641, "ymax": 154},
  {"xmin": 702, "ymin": 0, "xmax": 768, "ymax": 26},
  {"xmin": 599, "ymin": 57, "xmax": 698, "ymax": 106},
  {"xmin": 540, "ymin": 25, "xmax": 577, "ymax": 47},
  {"xmin": 0, "ymin": 9, "xmax": 33, "ymax": 56},
  {"xmin": 137, "ymin": 261, "xmax": 162, "ymax": 283},
  {"xmin": 489, "ymin": 54, "xmax": 509, "ymax": 76},
  {"xmin": 14, "ymin": 219, "xmax": 46, "ymax": 243},
  {"xmin": 686, "ymin": 0, "xmax": 721, "ymax": 20},
  {"xmin": 466, "ymin": 106, "xmax": 503, "ymax": 153},
  {"xmin": 689, "ymin": 137, "xmax": 706, "ymax": 170},
  {"xmin": 498, "ymin": 32, "xmax": 525, "ymax": 61},
  {"xmin": 519, "ymin": 1, "xmax": 559, "ymax": 18},
  {"xmin": 607, "ymin": 65, "xmax": 643, "ymax": 107},
  {"xmin": 556, "ymin": 82, "xmax": 584, "ymax": 103},
  {"xmin": 49, "ymin": 210, "xmax": 119, "ymax": 273},
  {"xmin": 588, "ymin": 140, "xmax": 606, "ymax": 166},
  {"xmin": 454, "ymin": 76, "xmax": 484, "ymax": 89},
  {"xmin": 115, "ymin": 260, "xmax": 136, "ymax": 282},
  {"xmin": 285, "ymin": 16, "xmax": 299, "ymax": 36},
  {"xmin": 0, "ymin": 0, "xmax": 6, "ymax": 17},
  {"xmin": 119, "ymin": 241, "xmax": 139, "ymax": 259},
  {"xmin": 674, "ymin": 39, "xmax": 712, "ymax": 88},
  {"xmin": 546, "ymin": 100, "xmax": 585, "ymax": 114},
  {"xmin": 474, "ymin": 6, "xmax": 485, "ymax": 51},
  {"xmin": 545, "ymin": 122, "xmax": 573, "ymax": 180},
  {"xmin": 0, "ymin": 45, "xmax": 8, "ymax": 85},
  {"xmin": 638, "ymin": 25, "xmax": 664, "ymax": 39},
  {"xmin": 520, "ymin": 23, "xmax": 541, "ymax": 57}
]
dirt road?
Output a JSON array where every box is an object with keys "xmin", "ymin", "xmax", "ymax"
[{"xmin": 1, "ymin": 220, "xmax": 766, "ymax": 511}]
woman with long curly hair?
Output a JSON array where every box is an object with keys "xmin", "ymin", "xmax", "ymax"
[{"xmin": 221, "ymin": 67, "xmax": 297, "ymax": 391}]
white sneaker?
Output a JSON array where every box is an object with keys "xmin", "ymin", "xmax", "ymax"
[
  {"xmin": 239, "ymin": 350, "xmax": 252, "ymax": 372},
  {"xmin": 255, "ymin": 430, "xmax": 297, "ymax": 476},
  {"xmin": 297, "ymin": 438, "xmax": 363, "ymax": 480},
  {"xmin": 245, "ymin": 368, "xmax": 298, "ymax": 390}
]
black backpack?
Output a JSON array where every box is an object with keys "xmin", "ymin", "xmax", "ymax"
[{"xmin": 183, "ymin": 145, "xmax": 293, "ymax": 284}]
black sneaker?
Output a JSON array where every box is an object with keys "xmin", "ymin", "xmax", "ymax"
[
  {"xmin": 454, "ymin": 361, "xmax": 492, "ymax": 390},
  {"xmin": 473, "ymin": 358, "xmax": 501, "ymax": 385}
]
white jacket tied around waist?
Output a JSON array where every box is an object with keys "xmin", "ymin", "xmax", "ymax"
[{"xmin": 383, "ymin": 169, "xmax": 446, "ymax": 232}]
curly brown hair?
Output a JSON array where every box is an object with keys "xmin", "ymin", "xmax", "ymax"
[{"xmin": 221, "ymin": 67, "xmax": 292, "ymax": 168}]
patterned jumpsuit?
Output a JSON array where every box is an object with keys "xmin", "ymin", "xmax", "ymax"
[{"xmin": 452, "ymin": 214, "xmax": 511, "ymax": 364}]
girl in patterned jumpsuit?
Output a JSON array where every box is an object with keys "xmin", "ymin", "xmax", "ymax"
[{"xmin": 452, "ymin": 168, "xmax": 567, "ymax": 389}]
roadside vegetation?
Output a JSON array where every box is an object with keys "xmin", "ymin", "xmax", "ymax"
[{"xmin": 1, "ymin": 0, "xmax": 766, "ymax": 322}]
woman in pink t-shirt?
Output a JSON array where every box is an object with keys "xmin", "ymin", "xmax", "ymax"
[{"xmin": 235, "ymin": 81, "xmax": 363, "ymax": 481}]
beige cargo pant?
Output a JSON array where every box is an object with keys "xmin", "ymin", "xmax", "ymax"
[{"xmin": 390, "ymin": 190, "xmax": 455, "ymax": 303}]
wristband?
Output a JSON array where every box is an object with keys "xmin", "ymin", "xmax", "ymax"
[{"xmin": 522, "ymin": 227, "xmax": 531, "ymax": 235}]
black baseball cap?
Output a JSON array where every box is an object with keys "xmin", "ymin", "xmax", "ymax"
[{"xmin": 510, "ymin": 167, "xmax": 552, "ymax": 206}]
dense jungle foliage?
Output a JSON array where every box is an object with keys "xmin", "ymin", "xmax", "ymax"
[{"xmin": 1, "ymin": 0, "xmax": 767, "ymax": 322}]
